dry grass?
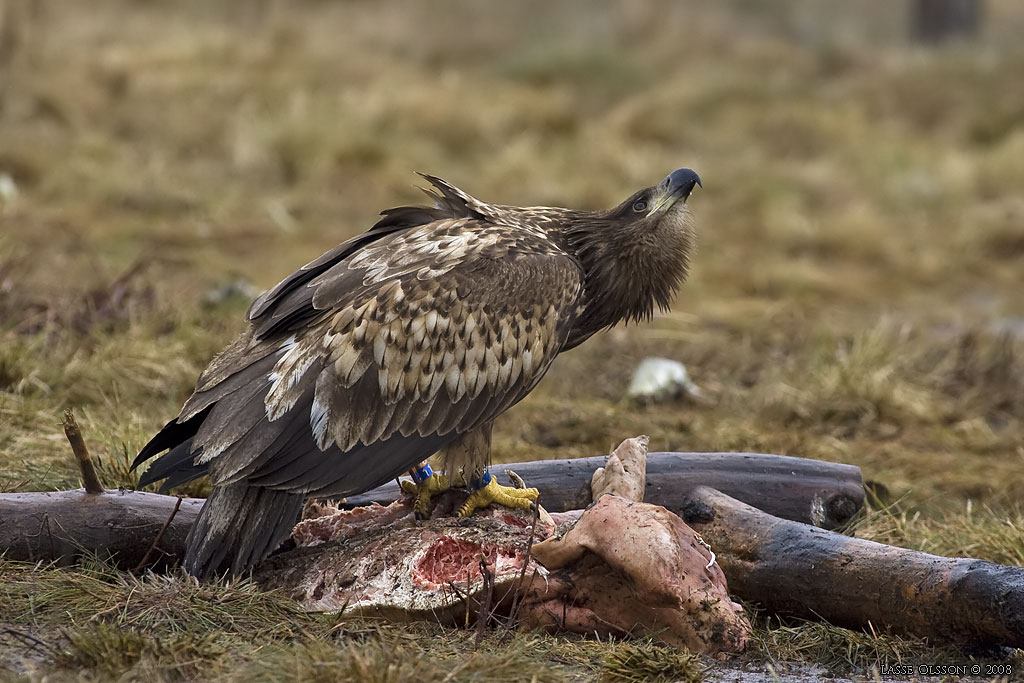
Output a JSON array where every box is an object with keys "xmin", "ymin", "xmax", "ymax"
[
  {"xmin": 599, "ymin": 641, "xmax": 704, "ymax": 683},
  {"xmin": 2, "ymin": 0, "xmax": 1023, "ymax": 679},
  {"xmin": 855, "ymin": 498, "xmax": 1024, "ymax": 567}
]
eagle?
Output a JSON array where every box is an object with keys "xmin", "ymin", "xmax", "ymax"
[{"xmin": 133, "ymin": 168, "xmax": 701, "ymax": 579}]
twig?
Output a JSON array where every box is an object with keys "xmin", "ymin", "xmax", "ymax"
[
  {"xmin": 464, "ymin": 567, "xmax": 472, "ymax": 629},
  {"xmin": 23, "ymin": 512, "xmax": 54, "ymax": 562},
  {"xmin": 447, "ymin": 580, "xmax": 467, "ymax": 602},
  {"xmin": 500, "ymin": 500, "xmax": 541, "ymax": 640},
  {"xmin": 3, "ymin": 628, "xmax": 59, "ymax": 655},
  {"xmin": 61, "ymin": 410, "xmax": 103, "ymax": 494},
  {"xmin": 475, "ymin": 557, "xmax": 495, "ymax": 648},
  {"xmin": 133, "ymin": 496, "xmax": 182, "ymax": 572}
]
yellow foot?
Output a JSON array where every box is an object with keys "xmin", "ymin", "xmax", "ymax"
[
  {"xmin": 401, "ymin": 472, "xmax": 458, "ymax": 519},
  {"xmin": 456, "ymin": 476, "xmax": 540, "ymax": 518}
]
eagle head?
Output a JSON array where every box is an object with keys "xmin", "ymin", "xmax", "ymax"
[
  {"xmin": 565, "ymin": 168, "xmax": 701, "ymax": 338},
  {"xmin": 615, "ymin": 168, "xmax": 701, "ymax": 221}
]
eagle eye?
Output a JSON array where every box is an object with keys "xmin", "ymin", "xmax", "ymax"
[{"xmin": 632, "ymin": 199, "xmax": 648, "ymax": 213}]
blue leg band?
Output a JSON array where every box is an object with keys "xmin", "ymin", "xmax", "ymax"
[
  {"xmin": 411, "ymin": 462, "xmax": 434, "ymax": 484},
  {"xmin": 468, "ymin": 470, "xmax": 492, "ymax": 491}
]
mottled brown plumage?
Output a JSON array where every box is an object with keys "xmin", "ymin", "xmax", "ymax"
[{"xmin": 133, "ymin": 169, "xmax": 700, "ymax": 579}]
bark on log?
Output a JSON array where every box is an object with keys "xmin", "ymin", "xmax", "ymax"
[
  {"xmin": 682, "ymin": 486, "xmax": 1024, "ymax": 649},
  {"xmin": 0, "ymin": 452, "xmax": 863, "ymax": 567},
  {"xmin": 345, "ymin": 452, "xmax": 865, "ymax": 530},
  {"xmin": 0, "ymin": 489, "xmax": 201, "ymax": 569}
]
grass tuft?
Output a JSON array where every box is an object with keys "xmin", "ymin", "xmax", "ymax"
[
  {"xmin": 599, "ymin": 640, "xmax": 704, "ymax": 683},
  {"xmin": 749, "ymin": 613, "xmax": 952, "ymax": 675},
  {"xmin": 856, "ymin": 500, "xmax": 1024, "ymax": 567},
  {"xmin": 233, "ymin": 635, "xmax": 566, "ymax": 683},
  {"xmin": 0, "ymin": 560, "xmax": 324, "ymax": 640},
  {"xmin": 56, "ymin": 623, "xmax": 225, "ymax": 681}
]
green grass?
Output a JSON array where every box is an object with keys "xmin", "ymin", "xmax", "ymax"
[{"xmin": 2, "ymin": 0, "xmax": 1023, "ymax": 679}]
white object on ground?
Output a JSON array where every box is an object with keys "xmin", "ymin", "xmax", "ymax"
[{"xmin": 627, "ymin": 357, "xmax": 703, "ymax": 403}]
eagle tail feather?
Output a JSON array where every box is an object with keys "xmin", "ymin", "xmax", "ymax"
[
  {"xmin": 132, "ymin": 406, "xmax": 212, "ymax": 472},
  {"xmin": 137, "ymin": 438, "xmax": 208, "ymax": 492},
  {"xmin": 183, "ymin": 481, "xmax": 303, "ymax": 580}
]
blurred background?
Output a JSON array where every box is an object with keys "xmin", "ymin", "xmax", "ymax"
[{"xmin": 1, "ymin": 0, "xmax": 1023, "ymax": 522}]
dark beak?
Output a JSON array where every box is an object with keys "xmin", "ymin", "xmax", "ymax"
[
  {"xmin": 661, "ymin": 168, "xmax": 701, "ymax": 201},
  {"xmin": 648, "ymin": 168, "xmax": 701, "ymax": 215}
]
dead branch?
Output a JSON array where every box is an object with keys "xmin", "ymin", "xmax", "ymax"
[
  {"xmin": 681, "ymin": 486, "xmax": 1024, "ymax": 649},
  {"xmin": 61, "ymin": 410, "xmax": 103, "ymax": 494},
  {"xmin": 133, "ymin": 496, "xmax": 182, "ymax": 572}
]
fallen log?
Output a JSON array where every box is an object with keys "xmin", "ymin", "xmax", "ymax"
[
  {"xmin": 0, "ymin": 414, "xmax": 202, "ymax": 569},
  {"xmin": 345, "ymin": 451, "xmax": 865, "ymax": 530},
  {"xmin": 682, "ymin": 486, "xmax": 1024, "ymax": 649},
  {"xmin": 0, "ymin": 489, "xmax": 201, "ymax": 569},
  {"xmin": 0, "ymin": 451, "xmax": 863, "ymax": 567}
]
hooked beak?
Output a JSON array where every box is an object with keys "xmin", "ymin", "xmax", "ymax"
[{"xmin": 648, "ymin": 168, "xmax": 702, "ymax": 216}]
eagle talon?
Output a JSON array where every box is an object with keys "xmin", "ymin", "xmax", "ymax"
[
  {"xmin": 401, "ymin": 472, "xmax": 455, "ymax": 519},
  {"xmin": 455, "ymin": 476, "xmax": 540, "ymax": 518},
  {"xmin": 506, "ymin": 469, "xmax": 527, "ymax": 490}
]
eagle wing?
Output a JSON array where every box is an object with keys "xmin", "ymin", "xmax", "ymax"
[{"xmin": 137, "ymin": 217, "xmax": 583, "ymax": 498}]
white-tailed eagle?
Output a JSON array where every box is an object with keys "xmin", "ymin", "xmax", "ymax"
[{"xmin": 133, "ymin": 169, "xmax": 701, "ymax": 579}]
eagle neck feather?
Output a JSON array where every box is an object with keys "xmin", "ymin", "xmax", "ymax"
[{"xmin": 561, "ymin": 203, "xmax": 695, "ymax": 340}]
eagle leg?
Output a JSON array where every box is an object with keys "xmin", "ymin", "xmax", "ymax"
[
  {"xmin": 400, "ymin": 461, "xmax": 464, "ymax": 519},
  {"xmin": 401, "ymin": 426, "xmax": 540, "ymax": 518},
  {"xmin": 455, "ymin": 470, "xmax": 539, "ymax": 518}
]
